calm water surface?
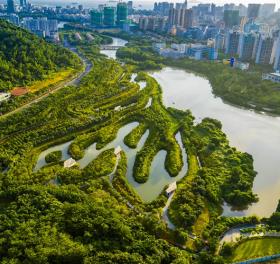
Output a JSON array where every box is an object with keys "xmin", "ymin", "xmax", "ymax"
[
  {"xmin": 151, "ymin": 67, "xmax": 280, "ymax": 217},
  {"xmin": 100, "ymin": 37, "xmax": 127, "ymax": 59},
  {"xmin": 35, "ymin": 122, "xmax": 188, "ymax": 202}
]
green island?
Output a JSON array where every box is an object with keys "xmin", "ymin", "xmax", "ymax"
[
  {"xmin": 1, "ymin": 23, "xmax": 280, "ymax": 263},
  {"xmin": 45, "ymin": 151, "xmax": 62, "ymax": 163}
]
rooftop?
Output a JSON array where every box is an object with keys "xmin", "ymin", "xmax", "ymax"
[
  {"xmin": 11, "ymin": 87, "xmax": 28, "ymax": 96},
  {"xmin": 270, "ymin": 72, "xmax": 280, "ymax": 77},
  {"xmin": 166, "ymin": 181, "xmax": 177, "ymax": 194},
  {"xmin": 64, "ymin": 158, "xmax": 77, "ymax": 168}
]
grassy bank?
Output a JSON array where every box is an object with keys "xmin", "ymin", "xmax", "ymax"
[{"xmin": 227, "ymin": 237, "xmax": 280, "ymax": 262}]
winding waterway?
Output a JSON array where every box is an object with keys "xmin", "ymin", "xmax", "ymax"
[
  {"xmin": 151, "ymin": 67, "xmax": 280, "ymax": 217},
  {"xmin": 37, "ymin": 37, "xmax": 280, "ymax": 216},
  {"xmin": 35, "ymin": 122, "xmax": 188, "ymax": 202}
]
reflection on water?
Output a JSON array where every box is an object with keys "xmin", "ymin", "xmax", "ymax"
[
  {"xmin": 34, "ymin": 141, "xmax": 72, "ymax": 171},
  {"xmin": 100, "ymin": 37, "xmax": 128, "ymax": 59},
  {"xmin": 151, "ymin": 67, "xmax": 280, "ymax": 217},
  {"xmin": 34, "ymin": 122, "xmax": 188, "ymax": 202}
]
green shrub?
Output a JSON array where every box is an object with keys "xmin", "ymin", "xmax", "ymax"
[{"xmin": 45, "ymin": 151, "xmax": 62, "ymax": 163}]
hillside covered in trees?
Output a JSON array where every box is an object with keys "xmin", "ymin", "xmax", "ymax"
[{"xmin": 0, "ymin": 19, "xmax": 80, "ymax": 91}]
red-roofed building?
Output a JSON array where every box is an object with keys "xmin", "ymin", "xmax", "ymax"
[{"xmin": 11, "ymin": 87, "xmax": 28, "ymax": 96}]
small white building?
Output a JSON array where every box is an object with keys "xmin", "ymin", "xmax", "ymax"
[
  {"xmin": 75, "ymin": 32, "xmax": 82, "ymax": 41},
  {"xmin": 64, "ymin": 158, "xmax": 77, "ymax": 168},
  {"xmin": 166, "ymin": 181, "xmax": 177, "ymax": 196},
  {"xmin": 86, "ymin": 33, "xmax": 94, "ymax": 41},
  {"xmin": 114, "ymin": 106, "xmax": 122, "ymax": 111},
  {"xmin": 171, "ymin": 43, "xmax": 187, "ymax": 53},
  {"xmin": 0, "ymin": 93, "xmax": 11, "ymax": 103},
  {"xmin": 262, "ymin": 72, "xmax": 280, "ymax": 83}
]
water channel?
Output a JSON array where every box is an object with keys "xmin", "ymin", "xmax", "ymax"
[{"xmin": 35, "ymin": 122, "xmax": 188, "ymax": 202}]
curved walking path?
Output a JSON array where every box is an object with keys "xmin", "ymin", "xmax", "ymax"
[
  {"xmin": 162, "ymin": 192, "xmax": 176, "ymax": 230},
  {"xmin": 0, "ymin": 45, "xmax": 92, "ymax": 120}
]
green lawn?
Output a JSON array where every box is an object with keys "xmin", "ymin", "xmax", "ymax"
[{"xmin": 230, "ymin": 238, "xmax": 280, "ymax": 262}]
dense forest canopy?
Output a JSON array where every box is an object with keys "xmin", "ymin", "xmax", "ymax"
[{"xmin": 0, "ymin": 19, "xmax": 80, "ymax": 91}]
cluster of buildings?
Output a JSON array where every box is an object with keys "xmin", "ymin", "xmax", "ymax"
[
  {"xmin": 224, "ymin": 31, "xmax": 280, "ymax": 72},
  {"xmin": 22, "ymin": 17, "xmax": 59, "ymax": 40},
  {"xmin": 90, "ymin": 2, "xmax": 132, "ymax": 28},
  {"xmin": 137, "ymin": 1, "xmax": 280, "ymax": 79},
  {"xmin": 0, "ymin": 0, "xmax": 59, "ymax": 41},
  {"xmin": 0, "ymin": 13, "xmax": 59, "ymax": 41},
  {"xmin": 153, "ymin": 40, "xmax": 218, "ymax": 60}
]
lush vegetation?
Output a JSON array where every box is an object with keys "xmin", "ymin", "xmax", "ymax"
[
  {"xmin": 0, "ymin": 19, "xmax": 80, "ymax": 92},
  {"xmin": 168, "ymin": 117, "xmax": 258, "ymax": 235},
  {"xmin": 225, "ymin": 238, "xmax": 280, "ymax": 262},
  {"xmin": 83, "ymin": 149, "xmax": 116, "ymax": 179},
  {"xmin": 117, "ymin": 46, "xmax": 164, "ymax": 70},
  {"xmin": 45, "ymin": 150, "xmax": 62, "ymax": 163},
  {"xmin": 124, "ymin": 123, "xmax": 148, "ymax": 148},
  {"xmin": 0, "ymin": 29, "xmax": 261, "ymax": 263}
]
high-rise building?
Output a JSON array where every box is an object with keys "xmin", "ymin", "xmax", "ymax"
[
  {"xmin": 247, "ymin": 4, "xmax": 261, "ymax": 19},
  {"xmin": 127, "ymin": 1, "xmax": 133, "ymax": 15},
  {"xmin": 238, "ymin": 32, "xmax": 257, "ymax": 61},
  {"xmin": 38, "ymin": 17, "xmax": 49, "ymax": 36},
  {"xmin": 153, "ymin": 2, "xmax": 170, "ymax": 16},
  {"xmin": 7, "ymin": 0, "xmax": 15, "ymax": 13},
  {"xmin": 147, "ymin": 17, "xmax": 156, "ymax": 31},
  {"xmin": 20, "ymin": 0, "xmax": 27, "ymax": 7},
  {"xmin": 237, "ymin": 4, "xmax": 247, "ymax": 17},
  {"xmin": 182, "ymin": 9, "xmax": 193, "ymax": 29},
  {"xmin": 255, "ymin": 35, "xmax": 274, "ymax": 64},
  {"xmin": 103, "ymin": 7, "xmax": 115, "ymax": 26},
  {"xmin": 139, "ymin": 16, "xmax": 148, "ymax": 31},
  {"xmin": 273, "ymin": 37, "xmax": 280, "ymax": 71},
  {"xmin": 0, "ymin": 13, "xmax": 19, "ymax": 25},
  {"xmin": 168, "ymin": 8, "xmax": 177, "ymax": 26},
  {"xmin": 116, "ymin": 3, "xmax": 128, "ymax": 25},
  {"xmin": 48, "ymin": 19, "xmax": 58, "ymax": 32},
  {"xmin": 91, "ymin": 10, "xmax": 103, "ymax": 26},
  {"xmin": 175, "ymin": 3, "xmax": 183, "ymax": 10},
  {"xmin": 225, "ymin": 30, "xmax": 241, "ymax": 56},
  {"xmin": 22, "ymin": 17, "xmax": 39, "ymax": 31},
  {"xmin": 215, "ymin": 33, "xmax": 225, "ymax": 50},
  {"xmin": 259, "ymin": 4, "xmax": 275, "ymax": 18},
  {"xmin": 223, "ymin": 10, "xmax": 240, "ymax": 29}
]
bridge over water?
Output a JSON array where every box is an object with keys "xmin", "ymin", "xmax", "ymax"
[{"xmin": 100, "ymin": 45, "xmax": 123, "ymax": 50}]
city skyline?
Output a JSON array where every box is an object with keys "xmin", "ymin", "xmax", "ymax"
[{"xmin": 0, "ymin": 0, "xmax": 279, "ymax": 9}]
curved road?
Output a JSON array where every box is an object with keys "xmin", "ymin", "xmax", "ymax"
[{"xmin": 0, "ymin": 46, "xmax": 92, "ymax": 119}]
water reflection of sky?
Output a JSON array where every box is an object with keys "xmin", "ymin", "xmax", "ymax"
[{"xmin": 152, "ymin": 67, "xmax": 280, "ymax": 217}]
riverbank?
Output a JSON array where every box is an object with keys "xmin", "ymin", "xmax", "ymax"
[
  {"xmin": 165, "ymin": 58, "xmax": 280, "ymax": 116},
  {"xmin": 113, "ymin": 32, "xmax": 280, "ymax": 117}
]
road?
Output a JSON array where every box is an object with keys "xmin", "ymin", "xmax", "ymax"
[{"xmin": 0, "ymin": 45, "xmax": 93, "ymax": 119}]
